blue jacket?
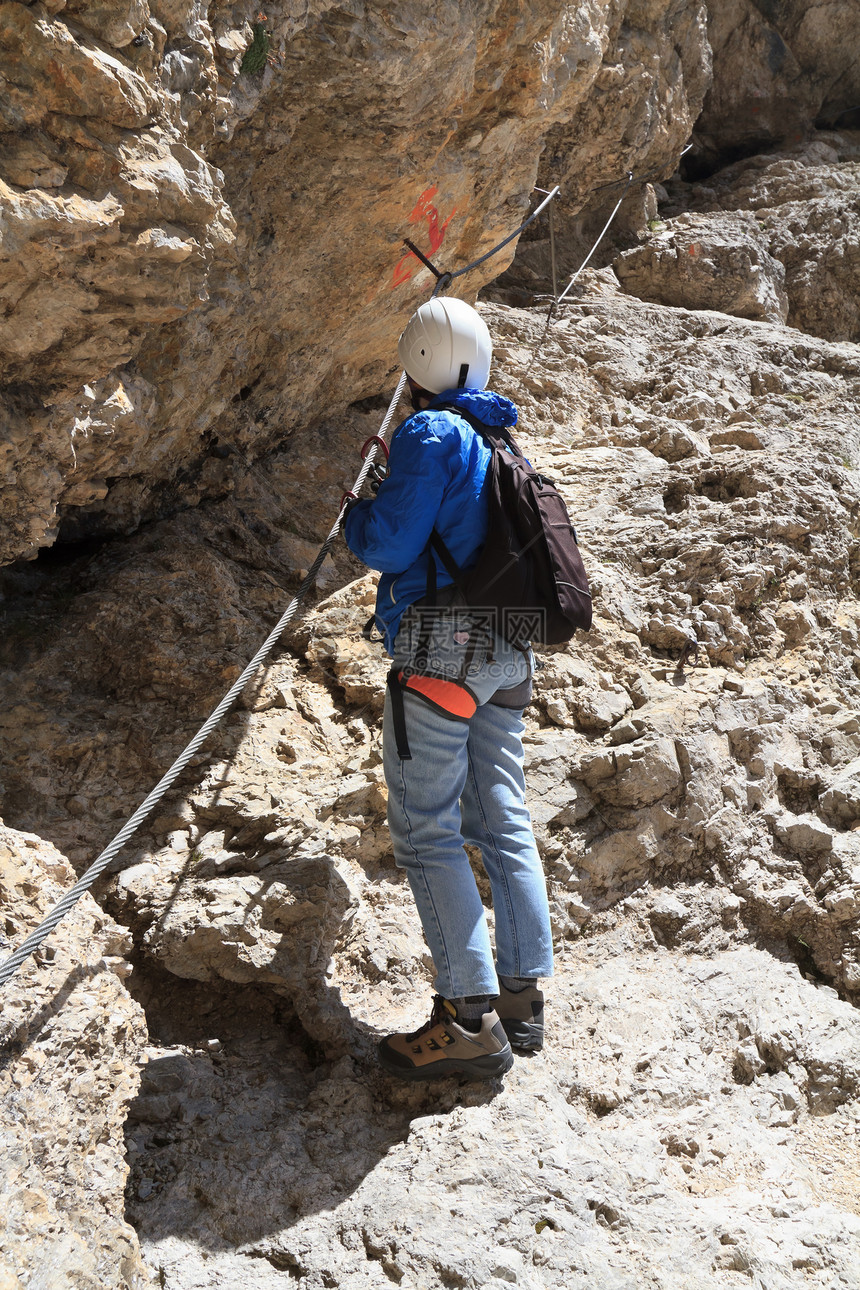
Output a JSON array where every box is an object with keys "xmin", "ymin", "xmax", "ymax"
[{"xmin": 344, "ymin": 387, "xmax": 518, "ymax": 653}]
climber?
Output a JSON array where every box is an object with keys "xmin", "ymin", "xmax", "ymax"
[{"xmin": 343, "ymin": 296, "xmax": 553, "ymax": 1081}]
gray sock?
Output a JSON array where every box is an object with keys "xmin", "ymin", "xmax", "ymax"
[
  {"xmin": 451, "ymin": 995, "xmax": 493, "ymax": 1032},
  {"xmin": 499, "ymin": 976, "xmax": 537, "ymax": 993}
]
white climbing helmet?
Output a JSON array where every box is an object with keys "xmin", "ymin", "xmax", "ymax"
[{"xmin": 397, "ymin": 297, "xmax": 492, "ymax": 394}]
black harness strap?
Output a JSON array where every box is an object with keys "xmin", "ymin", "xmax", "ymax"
[
  {"xmin": 362, "ymin": 613, "xmax": 384, "ymax": 642},
  {"xmin": 413, "ymin": 550, "xmax": 438, "ymax": 672},
  {"xmin": 387, "ymin": 668, "xmax": 412, "ymax": 760}
]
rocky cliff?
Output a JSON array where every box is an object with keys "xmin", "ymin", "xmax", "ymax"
[
  {"xmin": 0, "ymin": 823, "xmax": 149, "ymax": 1287},
  {"xmin": 2, "ymin": 2, "xmax": 860, "ymax": 1288},
  {"xmin": 0, "ymin": 0, "xmax": 710, "ymax": 566}
]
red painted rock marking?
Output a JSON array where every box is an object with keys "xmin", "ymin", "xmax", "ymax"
[{"xmin": 392, "ymin": 185, "xmax": 457, "ymax": 288}]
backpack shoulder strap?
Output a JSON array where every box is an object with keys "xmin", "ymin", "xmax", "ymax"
[
  {"xmin": 433, "ymin": 403, "xmax": 523, "ymax": 457},
  {"xmin": 424, "ymin": 403, "xmax": 523, "ymax": 595},
  {"xmin": 428, "ymin": 528, "xmax": 463, "ymax": 583},
  {"xmin": 426, "ymin": 405, "xmax": 504, "ymax": 586}
]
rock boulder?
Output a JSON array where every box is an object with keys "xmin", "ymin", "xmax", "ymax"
[{"xmin": 0, "ymin": 822, "xmax": 150, "ymax": 1289}]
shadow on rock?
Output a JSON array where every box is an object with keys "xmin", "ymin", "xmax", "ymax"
[
  {"xmin": 0, "ymin": 961, "xmax": 109, "ymax": 1073},
  {"xmin": 124, "ymin": 968, "xmax": 505, "ymax": 1252}
]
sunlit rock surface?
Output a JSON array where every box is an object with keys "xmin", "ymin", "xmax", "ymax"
[
  {"xmin": 0, "ymin": 823, "xmax": 150, "ymax": 1288},
  {"xmin": 3, "ymin": 5, "xmax": 860, "ymax": 1287},
  {"xmin": 0, "ymin": 0, "xmax": 707, "ymax": 565},
  {"xmin": 4, "ymin": 255, "xmax": 860, "ymax": 1281},
  {"xmin": 617, "ymin": 134, "xmax": 860, "ymax": 342}
]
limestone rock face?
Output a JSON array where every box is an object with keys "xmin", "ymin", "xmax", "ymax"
[
  {"xmin": 0, "ymin": 0, "xmax": 706, "ymax": 567},
  {"xmin": 616, "ymin": 134, "xmax": 860, "ymax": 342},
  {"xmin": 3, "ymin": 243, "xmax": 860, "ymax": 1281},
  {"xmin": 122, "ymin": 943, "xmax": 860, "ymax": 1290},
  {"xmin": 0, "ymin": 822, "xmax": 150, "ymax": 1289},
  {"xmin": 615, "ymin": 208, "xmax": 789, "ymax": 324},
  {"xmin": 691, "ymin": 0, "xmax": 860, "ymax": 171},
  {"xmin": 5, "ymin": 8, "xmax": 860, "ymax": 1287},
  {"xmin": 545, "ymin": 0, "xmax": 711, "ymax": 203},
  {"xmin": 501, "ymin": 0, "xmax": 711, "ymax": 297}
]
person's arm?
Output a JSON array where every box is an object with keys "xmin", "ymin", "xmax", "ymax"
[{"xmin": 344, "ymin": 415, "xmax": 452, "ymax": 572}]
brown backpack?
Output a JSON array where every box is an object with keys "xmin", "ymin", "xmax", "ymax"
[{"xmin": 428, "ymin": 407, "xmax": 592, "ymax": 648}]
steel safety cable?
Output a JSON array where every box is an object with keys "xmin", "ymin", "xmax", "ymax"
[
  {"xmin": 449, "ymin": 186, "xmax": 560, "ymax": 281},
  {"xmin": 0, "ymin": 371, "xmax": 408, "ymax": 990},
  {"xmin": 555, "ymin": 171, "xmax": 634, "ymax": 304},
  {"xmin": 526, "ymin": 170, "xmax": 635, "ymax": 370}
]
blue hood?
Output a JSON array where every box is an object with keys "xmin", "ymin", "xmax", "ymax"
[
  {"xmin": 344, "ymin": 387, "xmax": 518, "ymax": 653},
  {"xmin": 428, "ymin": 387, "xmax": 518, "ymax": 428}
]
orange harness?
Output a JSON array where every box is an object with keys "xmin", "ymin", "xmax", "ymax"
[
  {"xmin": 388, "ymin": 668, "xmax": 478, "ymax": 760},
  {"xmin": 398, "ymin": 671, "xmax": 478, "ymax": 719}
]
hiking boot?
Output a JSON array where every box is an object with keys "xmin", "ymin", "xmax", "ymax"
[
  {"xmin": 496, "ymin": 983, "xmax": 544, "ymax": 1051},
  {"xmin": 378, "ymin": 996, "xmax": 514, "ymax": 1082}
]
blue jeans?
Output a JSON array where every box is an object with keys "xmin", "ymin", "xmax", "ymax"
[{"xmin": 383, "ymin": 626, "xmax": 553, "ymax": 999}]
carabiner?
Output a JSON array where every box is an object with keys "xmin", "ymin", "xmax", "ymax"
[{"xmin": 360, "ymin": 435, "xmax": 390, "ymax": 462}]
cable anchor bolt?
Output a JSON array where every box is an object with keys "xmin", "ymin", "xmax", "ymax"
[
  {"xmin": 403, "ymin": 238, "xmax": 443, "ymax": 279},
  {"xmin": 431, "ymin": 272, "xmax": 453, "ymax": 297}
]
